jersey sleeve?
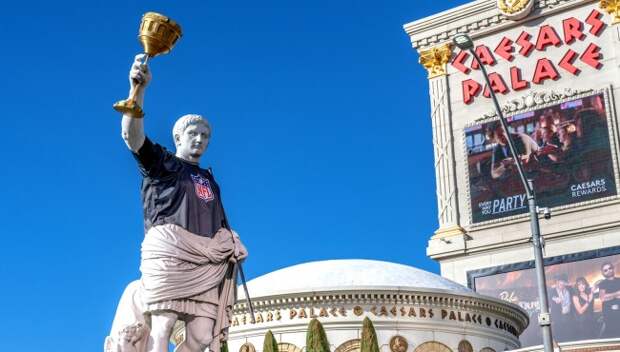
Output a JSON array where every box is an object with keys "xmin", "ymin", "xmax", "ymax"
[{"xmin": 132, "ymin": 137, "xmax": 174, "ymax": 177}]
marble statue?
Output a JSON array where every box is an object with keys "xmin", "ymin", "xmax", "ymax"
[{"xmin": 105, "ymin": 54, "xmax": 248, "ymax": 352}]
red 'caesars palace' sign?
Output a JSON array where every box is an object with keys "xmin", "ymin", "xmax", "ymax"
[{"xmin": 453, "ymin": 9, "xmax": 606, "ymax": 104}]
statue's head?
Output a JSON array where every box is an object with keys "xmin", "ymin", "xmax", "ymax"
[{"xmin": 172, "ymin": 114, "xmax": 211, "ymax": 163}]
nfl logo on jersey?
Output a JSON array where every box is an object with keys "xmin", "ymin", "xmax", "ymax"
[{"xmin": 191, "ymin": 174, "xmax": 215, "ymax": 202}]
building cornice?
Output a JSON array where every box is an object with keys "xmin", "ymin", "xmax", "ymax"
[
  {"xmin": 478, "ymin": 88, "xmax": 596, "ymax": 120},
  {"xmin": 403, "ymin": 0, "xmax": 596, "ymax": 51}
]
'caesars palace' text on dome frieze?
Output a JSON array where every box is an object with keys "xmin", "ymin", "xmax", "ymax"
[{"xmin": 232, "ymin": 305, "xmax": 519, "ymax": 337}]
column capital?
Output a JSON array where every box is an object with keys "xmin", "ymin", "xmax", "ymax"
[
  {"xmin": 418, "ymin": 43, "xmax": 453, "ymax": 79},
  {"xmin": 601, "ymin": 0, "xmax": 620, "ymax": 24}
]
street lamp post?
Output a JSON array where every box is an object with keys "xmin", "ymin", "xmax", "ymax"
[{"xmin": 452, "ymin": 34, "xmax": 555, "ymax": 352}]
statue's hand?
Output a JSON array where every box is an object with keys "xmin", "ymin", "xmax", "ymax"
[
  {"xmin": 129, "ymin": 53, "xmax": 152, "ymax": 90},
  {"xmin": 229, "ymin": 230, "xmax": 248, "ymax": 263}
]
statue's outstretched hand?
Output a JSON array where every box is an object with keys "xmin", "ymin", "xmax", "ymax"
[
  {"xmin": 229, "ymin": 230, "xmax": 248, "ymax": 264},
  {"xmin": 129, "ymin": 53, "xmax": 152, "ymax": 90}
]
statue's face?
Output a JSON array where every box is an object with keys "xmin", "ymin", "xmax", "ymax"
[{"xmin": 175, "ymin": 123, "xmax": 210, "ymax": 163}]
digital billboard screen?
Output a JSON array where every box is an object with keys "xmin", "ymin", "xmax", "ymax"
[
  {"xmin": 471, "ymin": 249, "xmax": 620, "ymax": 347},
  {"xmin": 465, "ymin": 93, "xmax": 617, "ymax": 223}
]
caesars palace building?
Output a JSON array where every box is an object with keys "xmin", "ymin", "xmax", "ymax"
[
  {"xmin": 402, "ymin": 0, "xmax": 620, "ymax": 349},
  {"xmin": 175, "ymin": 1, "xmax": 620, "ymax": 352}
]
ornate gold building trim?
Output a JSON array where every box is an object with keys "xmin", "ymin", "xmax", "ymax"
[
  {"xmin": 419, "ymin": 43, "xmax": 453, "ymax": 79},
  {"xmin": 600, "ymin": 0, "xmax": 620, "ymax": 24},
  {"xmin": 497, "ymin": 0, "xmax": 529, "ymax": 14},
  {"xmin": 497, "ymin": 0, "xmax": 534, "ymax": 20}
]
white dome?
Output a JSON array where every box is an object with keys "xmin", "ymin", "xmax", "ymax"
[{"xmin": 238, "ymin": 259, "xmax": 471, "ymax": 299}]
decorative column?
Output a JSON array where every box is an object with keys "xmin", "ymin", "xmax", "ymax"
[
  {"xmin": 418, "ymin": 44, "xmax": 467, "ymax": 240},
  {"xmin": 600, "ymin": 0, "xmax": 620, "ymax": 150}
]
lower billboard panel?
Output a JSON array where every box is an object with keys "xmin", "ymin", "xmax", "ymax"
[{"xmin": 469, "ymin": 247, "xmax": 620, "ymax": 346}]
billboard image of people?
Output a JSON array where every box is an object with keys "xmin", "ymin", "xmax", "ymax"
[
  {"xmin": 465, "ymin": 93, "xmax": 617, "ymax": 223},
  {"xmin": 472, "ymin": 252, "xmax": 620, "ymax": 346}
]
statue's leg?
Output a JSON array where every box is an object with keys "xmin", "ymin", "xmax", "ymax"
[
  {"xmin": 175, "ymin": 316, "xmax": 214, "ymax": 352},
  {"xmin": 146, "ymin": 311, "xmax": 178, "ymax": 352}
]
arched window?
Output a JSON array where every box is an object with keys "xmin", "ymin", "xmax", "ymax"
[
  {"xmin": 278, "ymin": 342, "xmax": 303, "ymax": 352},
  {"xmin": 458, "ymin": 340, "xmax": 473, "ymax": 352},
  {"xmin": 240, "ymin": 342, "xmax": 256, "ymax": 352},
  {"xmin": 414, "ymin": 341, "xmax": 453, "ymax": 352},
  {"xmin": 335, "ymin": 339, "xmax": 361, "ymax": 352}
]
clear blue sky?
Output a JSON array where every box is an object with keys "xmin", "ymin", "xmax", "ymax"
[{"xmin": 0, "ymin": 0, "xmax": 468, "ymax": 349}]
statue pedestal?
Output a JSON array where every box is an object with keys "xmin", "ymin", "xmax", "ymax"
[{"xmin": 104, "ymin": 280, "xmax": 150, "ymax": 352}]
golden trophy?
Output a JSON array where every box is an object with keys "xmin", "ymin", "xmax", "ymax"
[{"xmin": 113, "ymin": 12, "xmax": 182, "ymax": 118}]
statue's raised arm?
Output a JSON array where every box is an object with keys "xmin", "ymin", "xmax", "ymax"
[
  {"xmin": 114, "ymin": 11, "xmax": 181, "ymax": 152},
  {"xmin": 120, "ymin": 54, "xmax": 150, "ymax": 152}
]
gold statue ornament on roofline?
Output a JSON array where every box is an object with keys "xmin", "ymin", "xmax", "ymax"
[{"xmin": 112, "ymin": 12, "xmax": 182, "ymax": 118}]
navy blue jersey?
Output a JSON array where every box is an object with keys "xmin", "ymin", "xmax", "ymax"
[{"xmin": 133, "ymin": 137, "xmax": 228, "ymax": 238}]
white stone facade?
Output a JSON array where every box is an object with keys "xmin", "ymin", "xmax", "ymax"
[{"xmin": 403, "ymin": 0, "xmax": 620, "ymax": 285}]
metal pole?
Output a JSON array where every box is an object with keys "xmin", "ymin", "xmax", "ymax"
[
  {"xmin": 470, "ymin": 50, "xmax": 555, "ymax": 352},
  {"xmin": 528, "ymin": 180, "xmax": 554, "ymax": 352},
  {"xmin": 216, "ymin": 176, "xmax": 257, "ymax": 325},
  {"xmin": 238, "ymin": 263, "xmax": 256, "ymax": 324}
]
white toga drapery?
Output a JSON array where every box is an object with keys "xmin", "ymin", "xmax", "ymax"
[{"xmin": 140, "ymin": 223, "xmax": 247, "ymax": 352}]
